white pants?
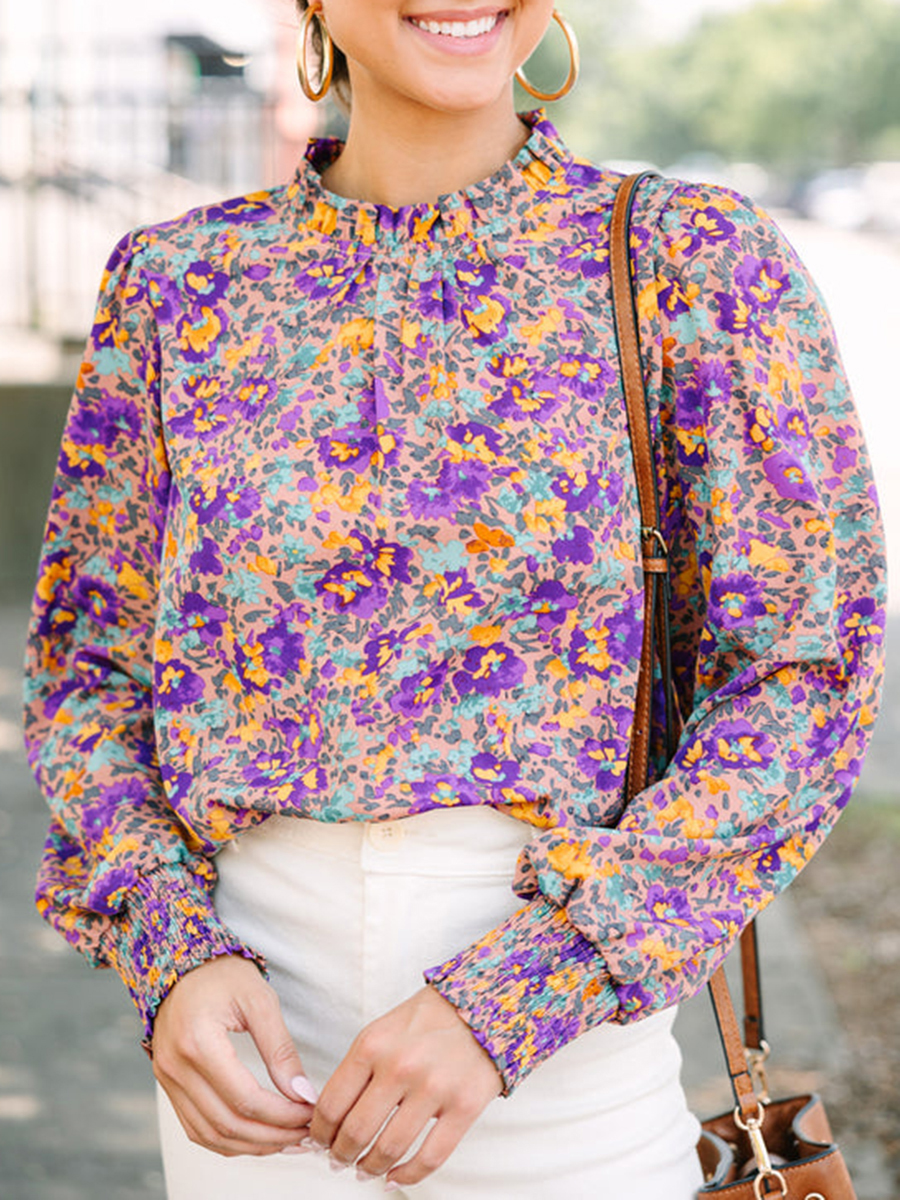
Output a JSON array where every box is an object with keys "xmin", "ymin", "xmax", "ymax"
[{"xmin": 157, "ymin": 807, "xmax": 703, "ymax": 1198}]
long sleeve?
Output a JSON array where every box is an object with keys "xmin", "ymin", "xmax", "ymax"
[
  {"xmin": 23, "ymin": 232, "xmax": 262, "ymax": 1041},
  {"xmin": 425, "ymin": 182, "xmax": 886, "ymax": 1092}
]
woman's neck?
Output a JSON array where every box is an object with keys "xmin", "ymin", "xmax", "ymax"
[{"xmin": 321, "ymin": 88, "xmax": 530, "ymax": 208}]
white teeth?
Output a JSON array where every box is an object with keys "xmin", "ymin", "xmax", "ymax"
[{"xmin": 412, "ymin": 14, "xmax": 500, "ymax": 38}]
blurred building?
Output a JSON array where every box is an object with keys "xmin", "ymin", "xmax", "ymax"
[{"xmin": 0, "ymin": 0, "xmax": 319, "ymax": 368}]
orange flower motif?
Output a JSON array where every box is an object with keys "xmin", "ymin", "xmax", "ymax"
[
  {"xmin": 466, "ymin": 522, "xmax": 516, "ymax": 555},
  {"xmin": 546, "ymin": 838, "xmax": 595, "ymax": 881}
]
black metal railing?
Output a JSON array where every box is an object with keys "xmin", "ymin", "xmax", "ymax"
[{"xmin": 0, "ymin": 42, "xmax": 281, "ymax": 342}]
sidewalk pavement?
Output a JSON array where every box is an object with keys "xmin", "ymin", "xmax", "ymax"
[{"xmin": 0, "ymin": 605, "xmax": 895, "ymax": 1199}]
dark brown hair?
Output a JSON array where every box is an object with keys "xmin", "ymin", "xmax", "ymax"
[{"xmin": 296, "ymin": 2, "xmax": 352, "ymax": 110}]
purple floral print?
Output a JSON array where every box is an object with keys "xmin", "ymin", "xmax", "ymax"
[{"xmin": 22, "ymin": 113, "xmax": 885, "ymax": 1093}]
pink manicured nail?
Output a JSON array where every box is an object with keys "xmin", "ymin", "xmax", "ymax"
[
  {"xmin": 291, "ymin": 1074, "xmax": 320, "ymax": 1104},
  {"xmin": 300, "ymin": 1136, "xmax": 328, "ymax": 1153},
  {"xmin": 356, "ymin": 1167, "xmax": 379, "ymax": 1182},
  {"xmin": 384, "ymin": 1183, "xmax": 401, "ymax": 1193},
  {"xmin": 329, "ymin": 1157, "xmax": 350, "ymax": 1173}
]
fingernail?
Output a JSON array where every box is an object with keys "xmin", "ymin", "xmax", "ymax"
[
  {"xmin": 281, "ymin": 1144, "xmax": 312, "ymax": 1155},
  {"xmin": 356, "ymin": 1167, "xmax": 379, "ymax": 1182},
  {"xmin": 301, "ymin": 1136, "xmax": 328, "ymax": 1154},
  {"xmin": 329, "ymin": 1157, "xmax": 350, "ymax": 1173},
  {"xmin": 291, "ymin": 1074, "xmax": 319, "ymax": 1104},
  {"xmin": 384, "ymin": 1183, "xmax": 401, "ymax": 1194}
]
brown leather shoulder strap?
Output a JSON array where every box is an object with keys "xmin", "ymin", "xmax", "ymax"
[
  {"xmin": 741, "ymin": 917, "xmax": 765, "ymax": 1050},
  {"xmin": 709, "ymin": 966, "xmax": 763, "ymax": 1124},
  {"xmin": 610, "ymin": 173, "xmax": 660, "ymax": 800},
  {"xmin": 610, "ymin": 173, "xmax": 660, "ymax": 548}
]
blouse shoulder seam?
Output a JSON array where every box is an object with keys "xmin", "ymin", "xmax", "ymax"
[{"xmin": 113, "ymin": 181, "xmax": 293, "ymax": 272}]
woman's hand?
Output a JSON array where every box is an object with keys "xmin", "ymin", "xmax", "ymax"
[
  {"xmin": 309, "ymin": 985, "xmax": 503, "ymax": 1187},
  {"xmin": 152, "ymin": 955, "xmax": 317, "ymax": 1157}
]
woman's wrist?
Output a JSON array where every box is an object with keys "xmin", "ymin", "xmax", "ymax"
[
  {"xmin": 424, "ymin": 898, "xmax": 617, "ymax": 1093},
  {"xmin": 101, "ymin": 862, "xmax": 267, "ymax": 1048}
]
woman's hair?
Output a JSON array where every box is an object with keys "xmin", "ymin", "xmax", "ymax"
[{"xmin": 296, "ymin": 1, "xmax": 352, "ymax": 110}]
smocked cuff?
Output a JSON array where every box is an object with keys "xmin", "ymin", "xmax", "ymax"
[
  {"xmin": 103, "ymin": 863, "xmax": 267, "ymax": 1047},
  {"xmin": 424, "ymin": 897, "xmax": 617, "ymax": 1094}
]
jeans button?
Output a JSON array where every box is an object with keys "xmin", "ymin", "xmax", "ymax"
[{"xmin": 367, "ymin": 822, "xmax": 404, "ymax": 849}]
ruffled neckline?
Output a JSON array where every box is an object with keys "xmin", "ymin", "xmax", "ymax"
[{"xmin": 290, "ymin": 109, "xmax": 571, "ymax": 246}]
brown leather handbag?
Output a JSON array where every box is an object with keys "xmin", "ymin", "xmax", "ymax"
[{"xmin": 610, "ymin": 171, "xmax": 857, "ymax": 1200}]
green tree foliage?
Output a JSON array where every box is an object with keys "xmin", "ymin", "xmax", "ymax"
[{"xmin": 542, "ymin": 0, "xmax": 900, "ymax": 175}]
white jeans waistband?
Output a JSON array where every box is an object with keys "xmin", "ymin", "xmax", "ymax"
[{"xmin": 223, "ymin": 804, "xmax": 533, "ymax": 876}]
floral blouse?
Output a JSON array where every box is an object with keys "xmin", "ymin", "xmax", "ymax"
[{"xmin": 23, "ymin": 112, "xmax": 886, "ymax": 1093}]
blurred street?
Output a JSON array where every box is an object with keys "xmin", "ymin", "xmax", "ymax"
[{"xmin": 0, "ymin": 608, "xmax": 165, "ymax": 1200}]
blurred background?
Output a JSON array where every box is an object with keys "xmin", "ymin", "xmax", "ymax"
[{"xmin": 0, "ymin": 0, "xmax": 898, "ymax": 1196}]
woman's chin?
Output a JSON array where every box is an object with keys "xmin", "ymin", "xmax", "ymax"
[{"xmin": 389, "ymin": 73, "xmax": 515, "ymax": 118}]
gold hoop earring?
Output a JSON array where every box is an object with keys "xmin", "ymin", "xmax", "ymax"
[
  {"xmin": 515, "ymin": 11, "xmax": 580, "ymax": 103},
  {"xmin": 297, "ymin": 3, "xmax": 334, "ymax": 103}
]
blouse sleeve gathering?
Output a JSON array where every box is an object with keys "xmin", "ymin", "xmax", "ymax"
[
  {"xmin": 424, "ymin": 182, "xmax": 887, "ymax": 1093},
  {"xmin": 22, "ymin": 232, "xmax": 263, "ymax": 1042}
]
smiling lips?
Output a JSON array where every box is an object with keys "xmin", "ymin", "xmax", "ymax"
[{"xmin": 407, "ymin": 10, "xmax": 507, "ymax": 39}]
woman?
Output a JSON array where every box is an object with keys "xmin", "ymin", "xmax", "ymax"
[{"xmin": 23, "ymin": 1, "xmax": 885, "ymax": 1197}]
